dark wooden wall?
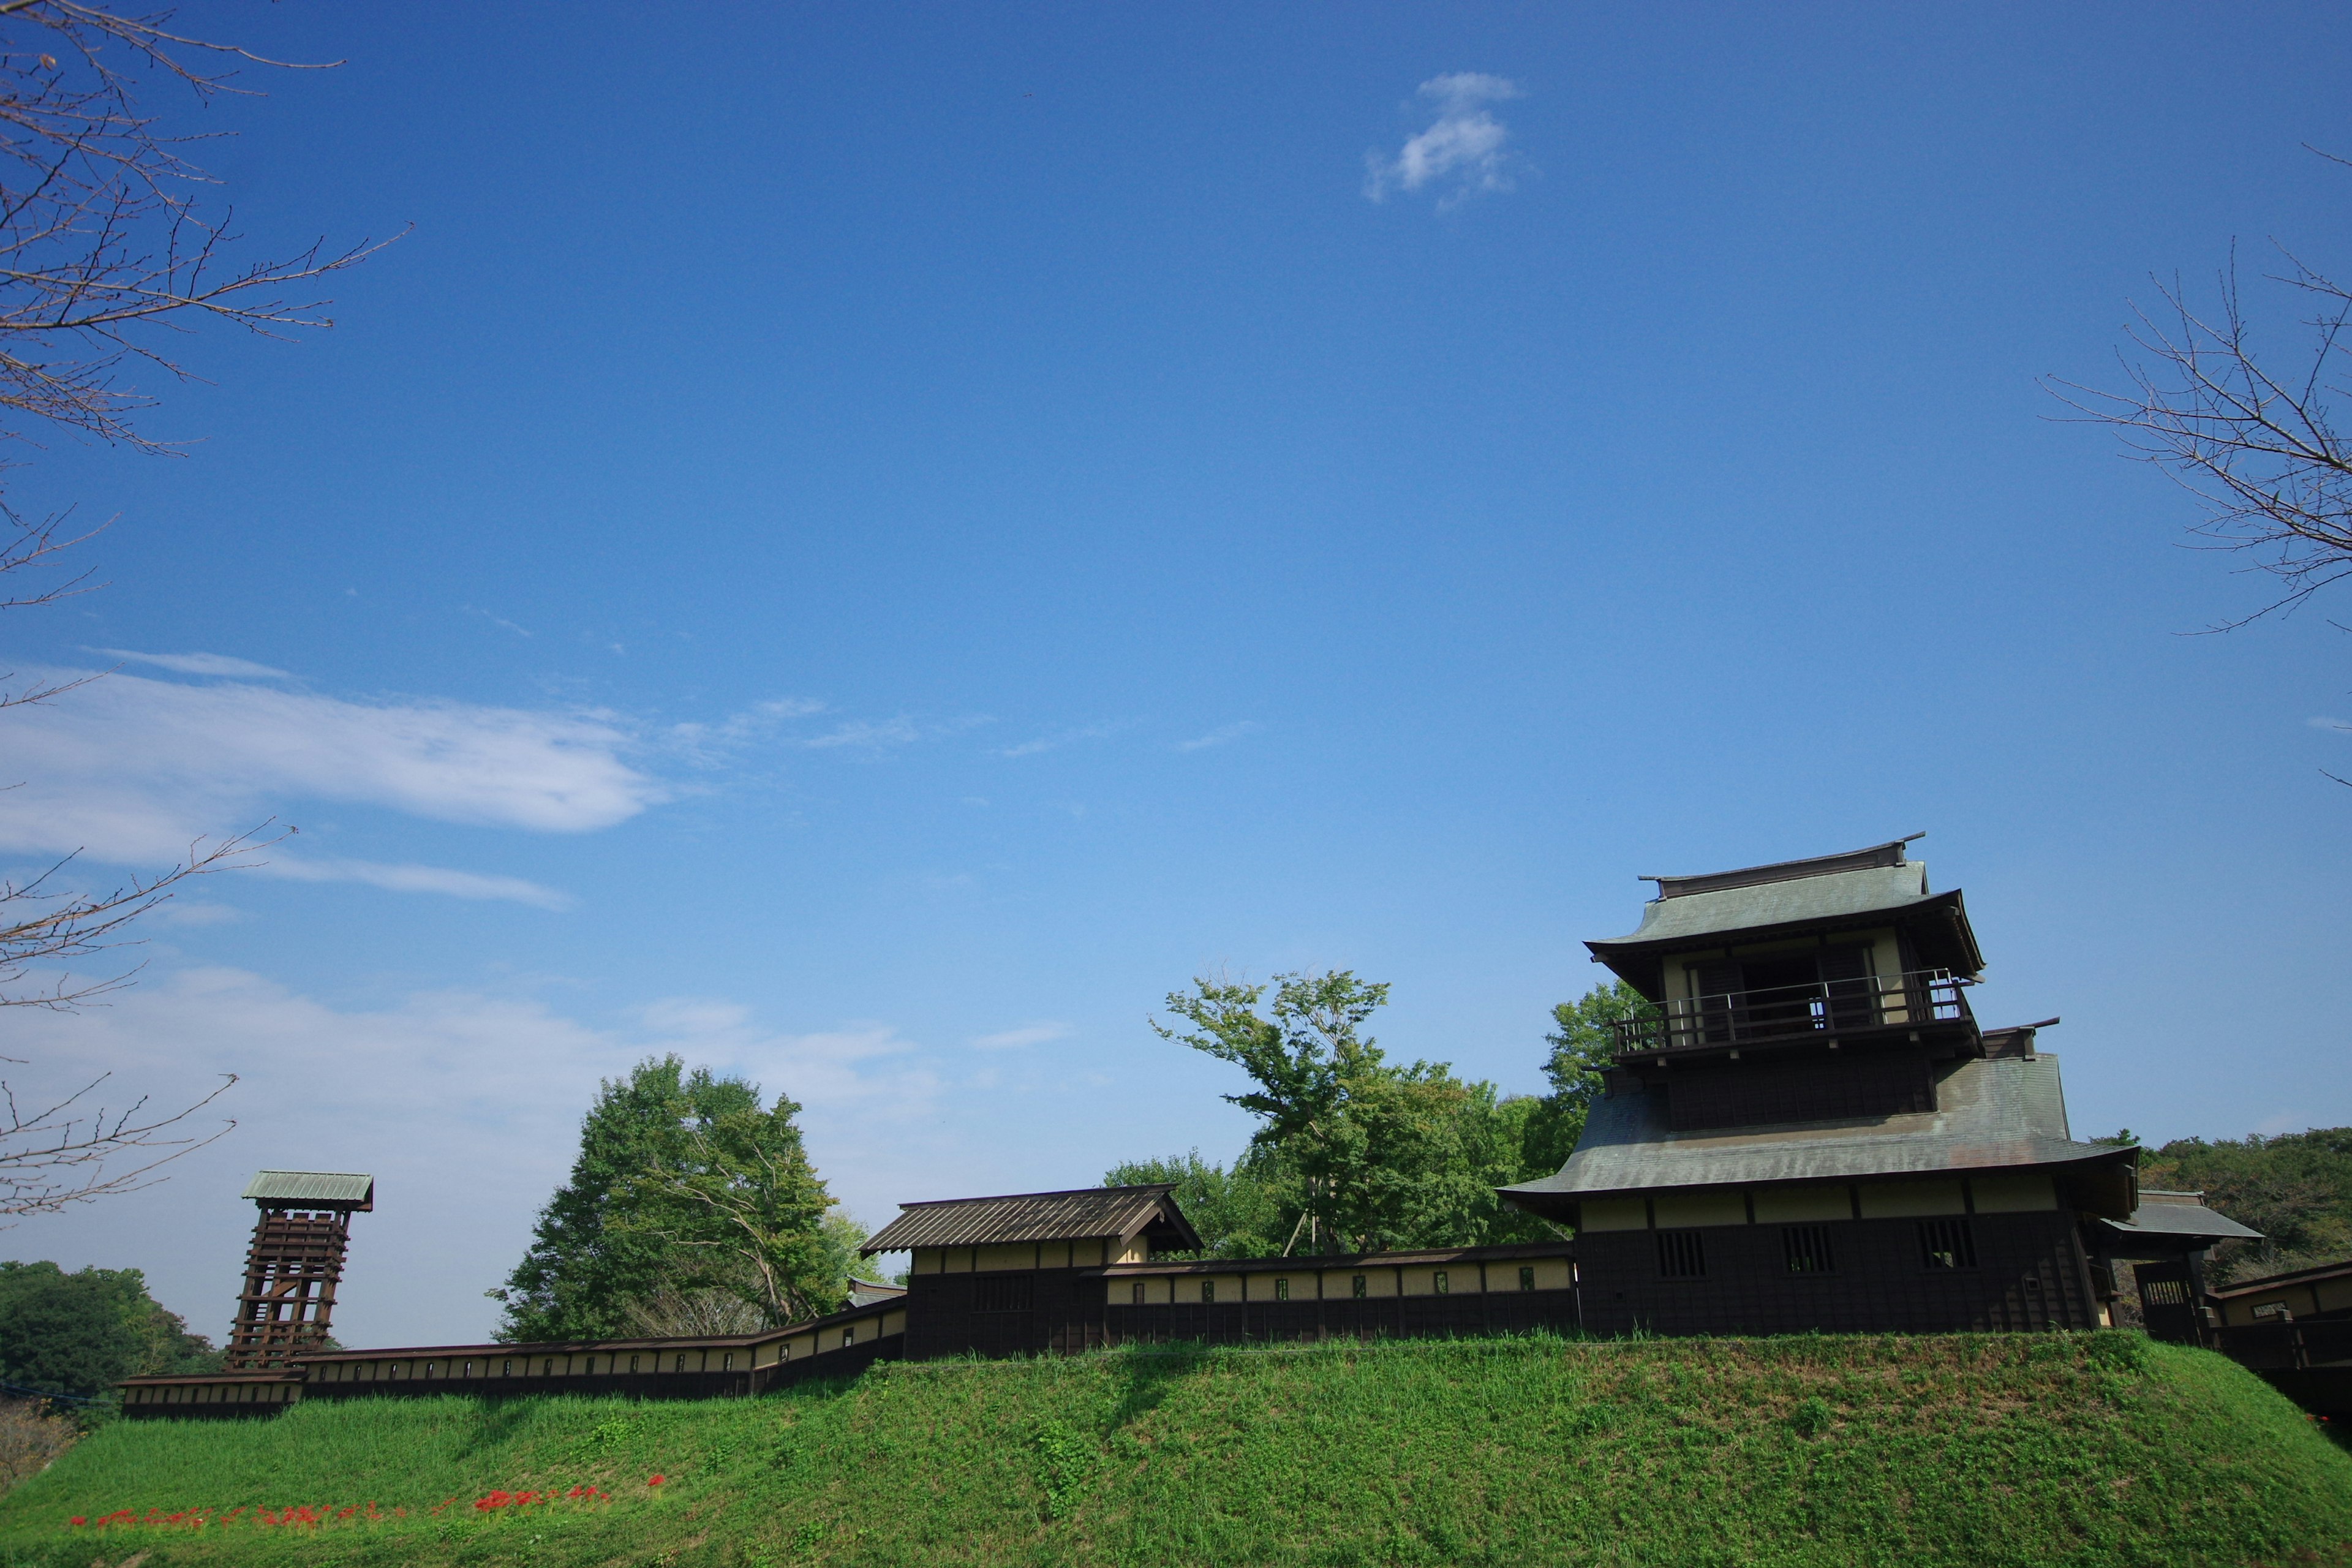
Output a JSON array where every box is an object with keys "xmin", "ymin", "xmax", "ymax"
[
  {"xmin": 905, "ymin": 1269, "xmax": 1582, "ymax": 1357},
  {"xmin": 1575, "ymin": 1210, "xmax": 2098, "ymax": 1336}
]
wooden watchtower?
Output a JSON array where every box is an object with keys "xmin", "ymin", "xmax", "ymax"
[{"xmin": 221, "ymin": 1170, "xmax": 374, "ymax": 1370}]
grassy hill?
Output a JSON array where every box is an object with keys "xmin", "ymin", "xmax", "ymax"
[{"xmin": 2, "ymin": 1332, "xmax": 2348, "ymax": 1567}]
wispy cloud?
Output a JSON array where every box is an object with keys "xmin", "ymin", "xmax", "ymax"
[
  {"xmin": 666, "ymin": 697, "xmax": 831, "ymax": 765},
  {"xmin": 2309, "ymin": 715, "xmax": 2350, "ymax": 733},
  {"xmin": 1175, "ymin": 720, "xmax": 1262, "ymax": 753},
  {"xmin": 460, "ymin": 607, "xmax": 532, "ymax": 639},
  {"xmin": 1363, "ymin": 73, "xmax": 1526, "ymax": 209},
  {"xmin": 797, "ymin": 716, "xmax": 921, "ymax": 751},
  {"xmin": 0, "ymin": 665, "xmax": 665, "ymax": 903},
  {"xmin": 969, "ymin": 1021, "xmax": 1072, "ymax": 1051},
  {"xmin": 269, "ymin": 857, "xmax": 572, "ymax": 911},
  {"xmin": 88, "ymin": 649, "xmax": 290, "ymax": 679},
  {"xmin": 999, "ymin": 722, "xmax": 1123, "ymax": 760}
]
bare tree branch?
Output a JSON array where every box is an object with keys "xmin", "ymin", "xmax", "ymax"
[
  {"xmin": 2046, "ymin": 174, "xmax": 2352, "ymax": 628},
  {"xmin": 0, "ymin": 5, "xmax": 384, "ymax": 1213},
  {"xmin": 0, "ymin": 1, "xmax": 399, "ymax": 455},
  {"xmin": 0, "ymin": 821, "xmax": 287, "ymax": 1009},
  {"xmin": 0, "ymin": 1066, "xmax": 234, "ymax": 1218}
]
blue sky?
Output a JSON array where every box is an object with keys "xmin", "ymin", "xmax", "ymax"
[{"xmin": 7, "ymin": 2, "xmax": 2351, "ymax": 1346}]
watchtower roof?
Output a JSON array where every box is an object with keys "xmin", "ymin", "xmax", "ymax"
[
  {"xmin": 1588, "ymin": 836, "xmax": 1983, "ymax": 995},
  {"xmin": 241, "ymin": 1170, "xmax": 374, "ymax": 1210},
  {"xmin": 862, "ymin": 1184, "xmax": 1200, "ymax": 1254}
]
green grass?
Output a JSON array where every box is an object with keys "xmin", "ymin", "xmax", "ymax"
[{"xmin": 3, "ymin": 1332, "xmax": 2349, "ymax": 1567}]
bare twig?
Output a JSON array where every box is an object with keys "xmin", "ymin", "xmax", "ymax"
[
  {"xmin": 0, "ymin": 1066, "xmax": 234, "ymax": 1218},
  {"xmin": 2046, "ymin": 202, "xmax": 2352, "ymax": 628},
  {"xmin": 0, "ymin": 822, "xmax": 287, "ymax": 1008},
  {"xmin": 0, "ymin": 1, "xmax": 396, "ymax": 455}
]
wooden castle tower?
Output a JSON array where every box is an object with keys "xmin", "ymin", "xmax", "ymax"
[{"xmin": 221, "ymin": 1170, "xmax": 375, "ymax": 1370}]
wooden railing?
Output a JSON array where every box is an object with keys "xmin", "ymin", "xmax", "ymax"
[{"xmin": 1607, "ymin": 969, "xmax": 1973, "ymax": 1058}]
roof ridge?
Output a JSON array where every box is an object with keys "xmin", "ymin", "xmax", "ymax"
[{"xmin": 890, "ymin": 1183, "xmax": 1176, "ymax": 1210}]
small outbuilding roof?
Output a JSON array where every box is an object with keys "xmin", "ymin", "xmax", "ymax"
[
  {"xmin": 1499, "ymin": 1053, "xmax": 2135, "ymax": 1218},
  {"xmin": 241, "ymin": 1170, "xmax": 374, "ymax": 1210},
  {"xmin": 2095, "ymin": 1189, "xmax": 2263, "ymax": 1252},
  {"xmin": 861, "ymin": 1185, "xmax": 1200, "ymax": 1255}
]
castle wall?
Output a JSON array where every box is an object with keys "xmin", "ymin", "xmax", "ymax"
[{"xmin": 1575, "ymin": 1208, "xmax": 2097, "ymax": 1336}]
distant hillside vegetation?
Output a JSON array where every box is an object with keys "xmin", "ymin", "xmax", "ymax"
[
  {"xmin": 2136, "ymin": 1126, "xmax": 2352, "ymax": 1284},
  {"xmin": 3, "ymin": 1333, "xmax": 2348, "ymax": 1567}
]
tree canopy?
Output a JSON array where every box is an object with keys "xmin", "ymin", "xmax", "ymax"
[
  {"xmin": 491, "ymin": 1057, "xmax": 856, "ymax": 1342},
  {"xmin": 2134, "ymin": 1126, "xmax": 2352, "ymax": 1284},
  {"xmin": 0, "ymin": 1259, "xmax": 217, "ymax": 1400},
  {"xmin": 1145, "ymin": 971, "xmax": 1564, "ymax": 1255}
]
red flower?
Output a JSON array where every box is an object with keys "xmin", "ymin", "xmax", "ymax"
[
  {"xmin": 69, "ymin": 1517, "xmax": 85, "ymax": 1526},
  {"xmin": 647, "ymin": 1474, "xmax": 666, "ymax": 1487}
]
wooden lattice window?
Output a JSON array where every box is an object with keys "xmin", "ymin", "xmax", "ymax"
[
  {"xmin": 1275, "ymin": 1277, "xmax": 1290, "ymax": 1301},
  {"xmin": 1918, "ymin": 1218, "xmax": 1977, "ymax": 1270},
  {"xmin": 1132, "ymin": 1281, "xmax": 1147, "ymax": 1305},
  {"xmin": 2144, "ymin": 1280, "xmax": 2190, "ymax": 1306},
  {"xmin": 1200, "ymin": 1279, "xmax": 1216, "ymax": 1304},
  {"xmin": 1352, "ymin": 1274, "xmax": 1368, "ymax": 1298},
  {"xmin": 1519, "ymin": 1265, "xmax": 1537, "ymax": 1291},
  {"xmin": 1434, "ymin": 1270, "xmax": 1450, "ymax": 1295},
  {"xmin": 1782, "ymin": 1225, "xmax": 1837, "ymax": 1274},
  {"xmin": 1656, "ymin": 1230, "xmax": 1707, "ymax": 1279}
]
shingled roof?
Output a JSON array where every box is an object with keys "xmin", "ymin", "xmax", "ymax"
[
  {"xmin": 861, "ymin": 1185, "xmax": 1200, "ymax": 1254},
  {"xmin": 241, "ymin": 1170, "xmax": 374, "ymax": 1209},
  {"xmin": 1500, "ymin": 1054, "xmax": 2135, "ymax": 1217}
]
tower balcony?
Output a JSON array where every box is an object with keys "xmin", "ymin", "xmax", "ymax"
[{"xmin": 1607, "ymin": 968, "xmax": 1977, "ymax": 1062}]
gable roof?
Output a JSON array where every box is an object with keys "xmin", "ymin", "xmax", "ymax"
[
  {"xmin": 861, "ymin": 1185, "xmax": 1200, "ymax": 1254},
  {"xmin": 241, "ymin": 1170, "xmax": 374, "ymax": 1209},
  {"xmin": 1499, "ymin": 1054, "xmax": 2134, "ymax": 1215}
]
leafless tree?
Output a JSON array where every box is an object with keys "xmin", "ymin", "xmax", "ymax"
[
  {"xmin": 0, "ymin": 0, "xmax": 393, "ymax": 456},
  {"xmin": 0, "ymin": 1, "xmax": 385, "ymax": 1215},
  {"xmin": 2047, "ymin": 153, "xmax": 2352, "ymax": 629}
]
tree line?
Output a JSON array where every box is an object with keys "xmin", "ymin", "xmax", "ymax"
[{"xmin": 494, "ymin": 973, "xmax": 1653, "ymax": 1339}]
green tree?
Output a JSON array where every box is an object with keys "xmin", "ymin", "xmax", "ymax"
[
  {"xmin": 491, "ymin": 1057, "xmax": 850, "ymax": 1341},
  {"xmin": 1102, "ymin": 1151, "xmax": 1290, "ymax": 1258},
  {"xmin": 1520, "ymin": 981, "xmax": 1654, "ymax": 1174},
  {"xmin": 0, "ymin": 1261, "xmax": 217, "ymax": 1400},
  {"xmin": 1152, "ymin": 971, "xmax": 1552, "ymax": 1254},
  {"xmin": 613, "ymin": 1092, "xmax": 849, "ymax": 1327}
]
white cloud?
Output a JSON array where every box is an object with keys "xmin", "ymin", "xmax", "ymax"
[
  {"xmin": 1175, "ymin": 720, "xmax": 1262, "ymax": 753},
  {"xmin": 1363, "ymin": 73, "xmax": 1526, "ymax": 209},
  {"xmin": 970, "ymin": 1021, "xmax": 1072, "ymax": 1050},
  {"xmin": 796, "ymin": 716, "xmax": 921, "ymax": 751},
  {"xmin": 665, "ymin": 697, "xmax": 831, "ymax": 766},
  {"xmin": 268, "ymin": 856, "xmax": 572, "ymax": 910},
  {"xmin": 0, "ymin": 968, "xmax": 953, "ymax": 1345},
  {"xmin": 0, "ymin": 666, "xmax": 665, "ymax": 902},
  {"xmin": 1000, "ymin": 722, "xmax": 1123, "ymax": 759},
  {"xmin": 88, "ymin": 649, "xmax": 290, "ymax": 679},
  {"xmin": 148, "ymin": 900, "xmax": 245, "ymax": 928}
]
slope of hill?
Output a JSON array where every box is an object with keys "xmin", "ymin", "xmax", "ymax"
[{"xmin": 2, "ymin": 1332, "xmax": 2347, "ymax": 1568}]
